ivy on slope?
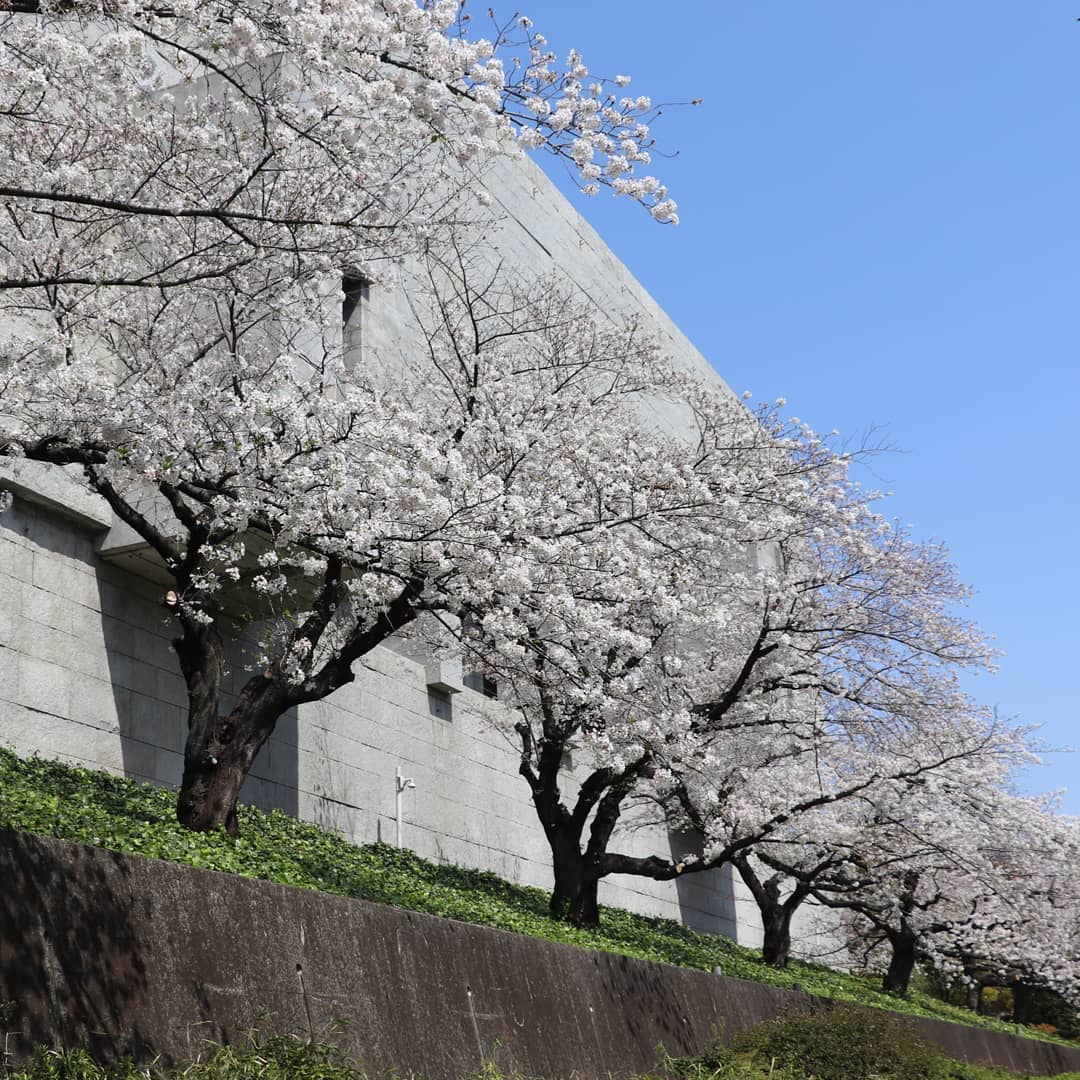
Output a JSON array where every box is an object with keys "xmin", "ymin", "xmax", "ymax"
[{"xmin": 0, "ymin": 747, "xmax": 1063, "ymax": 1045}]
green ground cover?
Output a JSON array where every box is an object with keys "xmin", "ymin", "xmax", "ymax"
[
  {"xmin": 0, "ymin": 747, "xmax": 1069, "ymax": 1049},
  {"xmin": 11, "ymin": 1019, "xmax": 1080, "ymax": 1080}
]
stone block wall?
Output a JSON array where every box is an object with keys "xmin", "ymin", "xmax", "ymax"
[{"xmin": 0, "ymin": 494, "xmax": 188, "ymax": 791}]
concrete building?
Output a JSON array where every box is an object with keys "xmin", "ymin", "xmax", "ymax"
[{"xmin": 0, "ymin": 147, "xmax": 838, "ymax": 957}]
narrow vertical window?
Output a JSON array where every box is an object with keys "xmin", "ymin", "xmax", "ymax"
[{"xmin": 341, "ymin": 274, "xmax": 369, "ymax": 369}]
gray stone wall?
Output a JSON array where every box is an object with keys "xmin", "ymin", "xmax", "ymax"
[{"xmin": 0, "ymin": 491, "xmax": 187, "ymax": 791}]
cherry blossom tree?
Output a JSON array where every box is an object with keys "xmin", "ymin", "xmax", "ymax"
[
  {"xmin": 724, "ymin": 726, "xmax": 1025, "ymax": 973},
  {"xmin": 457, "ymin": 371, "xmax": 1029, "ymax": 931},
  {"xmin": 913, "ymin": 796, "xmax": 1080, "ymax": 1010},
  {"xmin": 449, "ymin": 375, "xmax": 825, "ymax": 923},
  {"xmin": 788, "ymin": 777, "xmax": 1079, "ymax": 998},
  {"xmin": 3, "ymin": 236, "xmax": 712, "ymax": 832},
  {"xmin": 1, "ymin": 0, "xmax": 678, "ymax": 300},
  {"xmin": 0, "ymin": 0, "xmax": 687, "ymax": 832}
]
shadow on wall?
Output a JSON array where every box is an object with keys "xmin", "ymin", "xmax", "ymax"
[
  {"xmin": 667, "ymin": 828, "xmax": 742, "ymax": 941},
  {"xmin": 0, "ymin": 830, "xmax": 154, "ymax": 1064},
  {"xmin": 93, "ymin": 554, "xmax": 299, "ymax": 820},
  {"xmin": 242, "ymin": 707, "xmax": 300, "ymax": 817},
  {"xmin": 304, "ymin": 716, "xmax": 367, "ymax": 838}
]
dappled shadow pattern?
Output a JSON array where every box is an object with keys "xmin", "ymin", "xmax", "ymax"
[{"xmin": 0, "ymin": 829, "xmax": 154, "ymax": 1064}]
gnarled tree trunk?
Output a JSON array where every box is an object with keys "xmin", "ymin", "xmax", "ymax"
[
  {"xmin": 548, "ymin": 832, "xmax": 602, "ymax": 924},
  {"xmin": 173, "ymin": 617, "xmax": 288, "ymax": 834},
  {"xmin": 170, "ymin": 566, "xmax": 422, "ymax": 834},
  {"xmin": 516, "ymin": 713, "xmax": 625, "ymax": 928},
  {"xmin": 550, "ymin": 856, "xmax": 601, "ymax": 925},
  {"xmin": 176, "ymin": 693, "xmax": 285, "ymax": 834},
  {"xmin": 733, "ymin": 855, "xmax": 810, "ymax": 969},
  {"xmin": 761, "ymin": 904, "xmax": 796, "ymax": 969}
]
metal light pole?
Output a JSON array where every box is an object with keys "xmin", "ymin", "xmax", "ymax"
[{"xmin": 395, "ymin": 766, "xmax": 415, "ymax": 848}]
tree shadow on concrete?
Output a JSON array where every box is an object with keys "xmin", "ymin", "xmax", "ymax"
[
  {"xmin": 667, "ymin": 828, "xmax": 743, "ymax": 941},
  {"xmin": 0, "ymin": 830, "xmax": 155, "ymax": 1066}
]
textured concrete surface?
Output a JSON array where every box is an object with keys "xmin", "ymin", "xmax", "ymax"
[
  {"xmin": 0, "ymin": 460, "xmax": 111, "ymax": 532},
  {"xmin": 2, "ymin": 831, "xmax": 1078, "ymax": 1078}
]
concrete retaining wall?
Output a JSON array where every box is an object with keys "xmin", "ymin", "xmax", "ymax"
[{"xmin": 3, "ymin": 830, "xmax": 1078, "ymax": 1078}]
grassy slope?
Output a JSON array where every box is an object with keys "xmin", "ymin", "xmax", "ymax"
[
  {"xmin": 0, "ymin": 747, "xmax": 1067, "ymax": 1047},
  {"xmin": 10, "ymin": 1033, "xmax": 1080, "ymax": 1080},
  {"xmin": 10, "ymin": 1032, "xmax": 1080, "ymax": 1080}
]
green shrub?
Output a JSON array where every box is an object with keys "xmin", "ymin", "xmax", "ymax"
[
  {"xmin": 656, "ymin": 1013, "xmax": 1080, "ymax": 1080},
  {"xmin": 727, "ymin": 1007, "xmax": 948, "ymax": 1080},
  {"xmin": 660, "ymin": 1042, "xmax": 802, "ymax": 1079}
]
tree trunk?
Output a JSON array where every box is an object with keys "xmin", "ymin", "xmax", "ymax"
[
  {"xmin": 548, "ymin": 834, "xmax": 601, "ymax": 926},
  {"xmin": 173, "ymin": 619, "xmax": 287, "ymax": 834},
  {"xmin": 882, "ymin": 930, "xmax": 917, "ymax": 995},
  {"xmin": 518, "ymin": 718, "xmax": 642, "ymax": 930},
  {"xmin": 761, "ymin": 905, "xmax": 795, "ymax": 968},
  {"xmin": 1012, "ymin": 981, "xmax": 1035, "ymax": 1025},
  {"xmin": 732, "ymin": 856, "xmax": 804, "ymax": 970},
  {"xmin": 176, "ymin": 697, "xmax": 280, "ymax": 834},
  {"xmin": 567, "ymin": 873, "xmax": 600, "ymax": 926},
  {"xmin": 966, "ymin": 981, "xmax": 983, "ymax": 1013}
]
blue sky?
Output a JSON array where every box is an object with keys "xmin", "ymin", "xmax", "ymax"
[{"xmin": 522, "ymin": 2, "xmax": 1079, "ymax": 810}]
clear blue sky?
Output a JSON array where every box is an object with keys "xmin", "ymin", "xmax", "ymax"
[{"xmin": 523, "ymin": 2, "xmax": 1079, "ymax": 810}]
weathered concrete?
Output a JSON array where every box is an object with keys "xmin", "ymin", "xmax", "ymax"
[
  {"xmin": 0, "ymin": 460, "xmax": 111, "ymax": 533},
  {"xmin": 2, "ymin": 831, "xmax": 1078, "ymax": 1078}
]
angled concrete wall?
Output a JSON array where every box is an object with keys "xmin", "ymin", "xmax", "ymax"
[{"xmin": 3, "ymin": 831, "xmax": 1078, "ymax": 1078}]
